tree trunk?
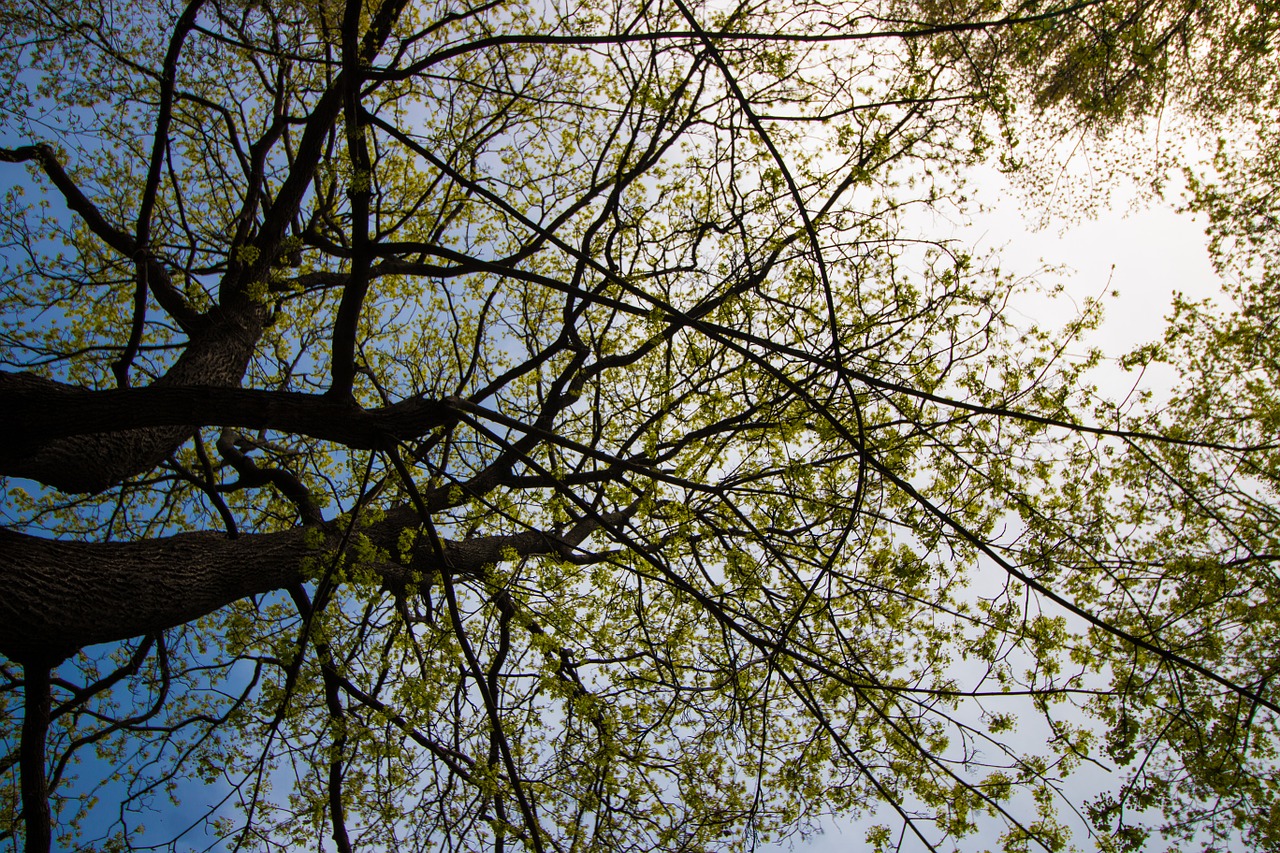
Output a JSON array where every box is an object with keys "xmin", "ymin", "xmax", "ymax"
[
  {"xmin": 19, "ymin": 664, "xmax": 52, "ymax": 853},
  {"xmin": 4, "ymin": 306, "xmax": 266, "ymax": 494}
]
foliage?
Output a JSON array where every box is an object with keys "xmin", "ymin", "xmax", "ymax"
[{"xmin": 0, "ymin": 1, "xmax": 1278, "ymax": 852}]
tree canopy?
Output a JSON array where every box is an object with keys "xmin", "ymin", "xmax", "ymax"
[{"xmin": 2, "ymin": 0, "xmax": 1280, "ymax": 851}]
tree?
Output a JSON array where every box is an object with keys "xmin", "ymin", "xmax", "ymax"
[
  {"xmin": 993, "ymin": 5, "xmax": 1280, "ymax": 848},
  {"xmin": 1, "ymin": 0, "xmax": 1277, "ymax": 851}
]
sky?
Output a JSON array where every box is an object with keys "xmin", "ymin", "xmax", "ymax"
[
  {"xmin": 776, "ymin": 168, "xmax": 1224, "ymax": 852},
  {"xmin": 969, "ymin": 181, "xmax": 1218, "ymax": 367}
]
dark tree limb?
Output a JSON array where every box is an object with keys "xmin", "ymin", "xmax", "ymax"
[
  {"xmin": 115, "ymin": 0, "xmax": 209, "ymax": 387},
  {"xmin": 0, "ymin": 372, "xmax": 455, "ymax": 489},
  {"xmin": 327, "ymin": 0, "xmax": 376, "ymax": 401},
  {"xmin": 0, "ymin": 505, "xmax": 622, "ymax": 664},
  {"xmin": 215, "ymin": 428, "xmax": 324, "ymax": 526},
  {"xmin": 234, "ymin": 0, "xmax": 412, "ymax": 296},
  {"xmin": 19, "ymin": 664, "xmax": 52, "ymax": 853}
]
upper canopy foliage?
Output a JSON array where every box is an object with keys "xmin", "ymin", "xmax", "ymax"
[{"xmin": 2, "ymin": 0, "xmax": 1279, "ymax": 852}]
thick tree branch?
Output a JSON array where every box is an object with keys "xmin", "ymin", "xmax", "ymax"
[
  {"xmin": 0, "ymin": 301, "xmax": 265, "ymax": 493},
  {"xmin": 0, "ymin": 506, "xmax": 621, "ymax": 664},
  {"xmin": 0, "ymin": 371, "xmax": 454, "ymax": 488}
]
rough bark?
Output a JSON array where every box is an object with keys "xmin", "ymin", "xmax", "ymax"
[
  {"xmin": 4, "ymin": 306, "xmax": 266, "ymax": 494},
  {"xmin": 0, "ymin": 509, "xmax": 613, "ymax": 664},
  {"xmin": 0, "ymin": 525, "xmax": 310, "ymax": 664},
  {"xmin": 0, "ymin": 1, "xmax": 419, "ymax": 498}
]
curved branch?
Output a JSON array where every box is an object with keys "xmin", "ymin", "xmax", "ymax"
[
  {"xmin": 115, "ymin": 0, "xmax": 209, "ymax": 386},
  {"xmin": 0, "ymin": 145, "xmax": 201, "ymax": 334},
  {"xmin": 215, "ymin": 428, "xmax": 324, "ymax": 526}
]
